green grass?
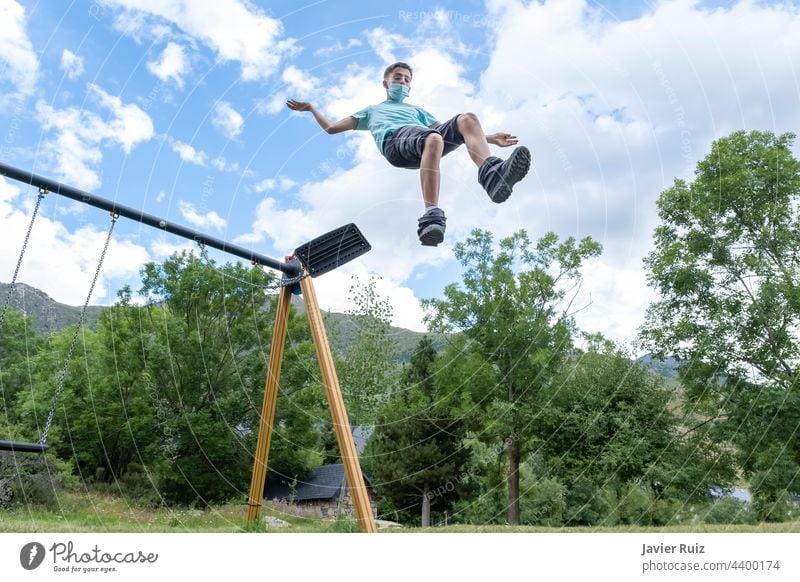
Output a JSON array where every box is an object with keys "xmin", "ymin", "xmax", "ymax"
[
  {"xmin": 3, "ymin": 490, "xmax": 800, "ymax": 533},
  {"xmin": 420, "ymin": 522, "xmax": 800, "ymax": 533},
  {"xmin": 0, "ymin": 490, "xmax": 332, "ymax": 533}
]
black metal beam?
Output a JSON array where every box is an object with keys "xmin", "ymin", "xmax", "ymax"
[
  {"xmin": 0, "ymin": 440, "xmax": 48, "ymax": 453},
  {"xmin": 0, "ymin": 162, "xmax": 300, "ymax": 276}
]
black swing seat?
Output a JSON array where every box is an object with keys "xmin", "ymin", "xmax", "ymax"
[
  {"xmin": 294, "ymin": 223, "xmax": 371, "ymax": 278},
  {"xmin": 0, "ymin": 440, "xmax": 48, "ymax": 453}
]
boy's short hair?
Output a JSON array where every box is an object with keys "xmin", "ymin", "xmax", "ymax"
[{"xmin": 383, "ymin": 62, "xmax": 413, "ymax": 79}]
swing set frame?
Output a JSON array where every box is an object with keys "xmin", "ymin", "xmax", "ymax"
[{"xmin": 0, "ymin": 162, "xmax": 377, "ymax": 533}]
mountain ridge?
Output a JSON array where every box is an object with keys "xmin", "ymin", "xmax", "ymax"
[
  {"xmin": 0, "ymin": 282, "xmax": 440, "ymax": 360},
  {"xmin": 0, "ymin": 282, "xmax": 103, "ymax": 335},
  {"xmin": 2, "ymin": 282, "xmax": 679, "ymax": 376}
]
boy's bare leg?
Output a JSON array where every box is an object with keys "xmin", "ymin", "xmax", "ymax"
[
  {"xmin": 457, "ymin": 113, "xmax": 491, "ymax": 167},
  {"xmin": 417, "ymin": 132, "xmax": 447, "ymax": 246},
  {"xmin": 420, "ymin": 132, "xmax": 444, "ymax": 207}
]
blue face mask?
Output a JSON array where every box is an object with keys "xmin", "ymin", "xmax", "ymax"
[{"xmin": 387, "ymin": 83, "xmax": 409, "ymax": 102}]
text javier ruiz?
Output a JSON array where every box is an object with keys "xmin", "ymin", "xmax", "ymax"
[{"xmin": 641, "ymin": 542, "xmax": 705, "ymax": 556}]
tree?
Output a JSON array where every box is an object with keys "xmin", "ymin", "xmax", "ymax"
[
  {"xmin": 14, "ymin": 323, "xmax": 96, "ymax": 457},
  {"xmin": 538, "ymin": 343, "xmax": 734, "ymax": 524},
  {"xmin": 424, "ymin": 229, "xmax": 602, "ymax": 524},
  {"xmin": 139, "ymin": 251, "xmax": 322, "ymax": 504},
  {"xmin": 321, "ymin": 276, "xmax": 400, "ymax": 465},
  {"xmin": 47, "ymin": 300, "xmax": 161, "ymax": 483},
  {"xmin": 364, "ymin": 336, "xmax": 471, "ymax": 526},
  {"xmin": 641, "ymin": 130, "xmax": 800, "ymax": 509},
  {"xmin": 0, "ymin": 308, "xmax": 40, "ymax": 436},
  {"xmin": 335, "ymin": 276, "xmax": 400, "ymax": 429}
]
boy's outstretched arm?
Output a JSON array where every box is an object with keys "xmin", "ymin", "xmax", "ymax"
[{"xmin": 287, "ymin": 99, "xmax": 357, "ymax": 134}]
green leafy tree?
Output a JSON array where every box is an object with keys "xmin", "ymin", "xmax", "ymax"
[
  {"xmin": 15, "ymin": 325, "xmax": 94, "ymax": 455},
  {"xmin": 321, "ymin": 276, "xmax": 401, "ymax": 464},
  {"xmin": 424, "ymin": 229, "xmax": 602, "ymax": 524},
  {"xmin": 452, "ymin": 435, "xmax": 567, "ymax": 526},
  {"xmin": 538, "ymin": 344, "xmax": 734, "ymax": 524},
  {"xmin": 641, "ymin": 130, "xmax": 800, "ymax": 510},
  {"xmin": 13, "ymin": 296, "xmax": 175, "ymax": 488},
  {"xmin": 52, "ymin": 302, "xmax": 161, "ymax": 483},
  {"xmin": 364, "ymin": 337, "xmax": 471, "ymax": 526},
  {"xmin": 1, "ymin": 308, "xmax": 40, "ymax": 436},
  {"xmin": 336, "ymin": 276, "xmax": 400, "ymax": 428},
  {"xmin": 139, "ymin": 252, "xmax": 321, "ymax": 504}
]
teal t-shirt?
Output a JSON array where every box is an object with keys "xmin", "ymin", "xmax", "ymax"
[{"xmin": 352, "ymin": 100, "xmax": 438, "ymax": 154}]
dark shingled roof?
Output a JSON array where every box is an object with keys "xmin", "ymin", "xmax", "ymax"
[{"xmin": 264, "ymin": 464, "xmax": 372, "ymax": 502}]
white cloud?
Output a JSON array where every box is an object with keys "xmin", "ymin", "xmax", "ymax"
[
  {"xmin": 171, "ymin": 140, "xmax": 206, "ymax": 165},
  {"xmin": 364, "ymin": 27, "xmax": 407, "ymax": 63},
  {"xmin": 483, "ymin": 0, "xmax": 800, "ymax": 344},
  {"xmin": 569, "ymin": 257, "xmax": 658, "ymax": 350},
  {"xmin": 279, "ymin": 177, "xmax": 298, "ymax": 190},
  {"xmin": 253, "ymin": 178, "xmax": 276, "ymax": 192},
  {"xmin": 88, "ymin": 84, "xmax": 155, "ymax": 153},
  {"xmin": 150, "ymin": 235, "xmax": 196, "ymax": 258},
  {"xmin": 147, "ymin": 41, "xmax": 187, "ymax": 86},
  {"xmin": 253, "ymin": 176, "xmax": 298, "ymax": 193},
  {"xmin": 314, "ymin": 38, "xmax": 362, "ymax": 58},
  {"xmin": 255, "ymin": 66, "xmax": 321, "ymax": 117},
  {"xmin": 314, "ymin": 268, "xmax": 428, "ymax": 333},
  {"xmin": 34, "ymin": 103, "xmax": 102, "ymax": 191},
  {"xmin": 99, "ymin": 0, "xmax": 296, "ymax": 80},
  {"xmin": 0, "ymin": 174, "xmax": 21, "ymax": 209},
  {"xmin": 36, "ymin": 84, "xmax": 155, "ymax": 190},
  {"xmin": 282, "ymin": 65, "xmax": 320, "ymax": 94},
  {"xmin": 0, "ymin": 178, "xmax": 149, "ymax": 306},
  {"xmin": 0, "ymin": 0, "xmax": 38, "ymax": 98},
  {"xmin": 178, "ymin": 200, "xmax": 226, "ymax": 232},
  {"xmin": 167, "ymin": 140, "xmax": 241, "ymax": 172},
  {"xmin": 476, "ymin": 0, "xmax": 800, "ymax": 257},
  {"xmin": 60, "ymin": 49, "xmax": 84, "ymax": 80},
  {"xmin": 211, "ymin": 100, "xmax": 244, "ymax": 140},
  {"xmin": 255, "ymin": 94, "xmax": 287, "ymax": 115},
  {"xmin": 210, "ymin": 156, "xmax": 239, "ymax": 172}
]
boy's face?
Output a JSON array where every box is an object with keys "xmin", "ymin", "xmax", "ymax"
[{"xmin": 383, "ymin": 67, "xmax": 412, "ymax": 91}]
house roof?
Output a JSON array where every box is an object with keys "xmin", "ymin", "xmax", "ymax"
[
  {"xmin": 265, "ymin": 464, "xmax": 372, "ymax": 502},
  {"xmin": 352, "ymin": 426, "xmax": 373, "ymax": 454}
]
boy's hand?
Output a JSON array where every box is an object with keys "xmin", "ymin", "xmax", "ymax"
[
  {"xmin": 487, "ymin": 132, "xmax": 519, "ymax": 147},
  {"xmin": 285, "ymin": 100, "xmax": 356, "ymax": 134},
  {"xmin": 287, "ymin": 99, "xmax": 312, "ymax": 112}
]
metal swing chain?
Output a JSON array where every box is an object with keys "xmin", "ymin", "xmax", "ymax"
[
  {"xmin": 0, "ymin": 188, "xmax": 47, "ymax": 331},
  {"xmin": 196, "ymin": 242, "xmax": 307, "ymax": 290},
  {"xmin": 276, "ymin": 268, "xmax": 308, "ymax": 290},
  {"xmin": 38, "ymin": 212, "xmax": 119, "ymax": 446}
]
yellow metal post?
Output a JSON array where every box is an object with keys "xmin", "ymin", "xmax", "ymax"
[
  {"xmin": 300, "ymin": 276, "xmax": 377, "ymax": 533},
  {"xmin": 245, "ymin": 285, "xmax": 292, "ymax": 523}
]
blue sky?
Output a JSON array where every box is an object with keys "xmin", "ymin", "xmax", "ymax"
[{"xmin": 2, "ymin": 0, "xmax": 799, "ymax": 347}]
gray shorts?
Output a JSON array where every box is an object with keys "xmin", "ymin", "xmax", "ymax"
[{"xmin": 382, "ymin": 115, "xmax": 465, "ymax": 169}]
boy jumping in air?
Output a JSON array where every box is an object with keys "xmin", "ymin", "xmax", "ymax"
[{"xmin": 287, "ymin": 61, "xmax": 530, "ymax": 246}]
